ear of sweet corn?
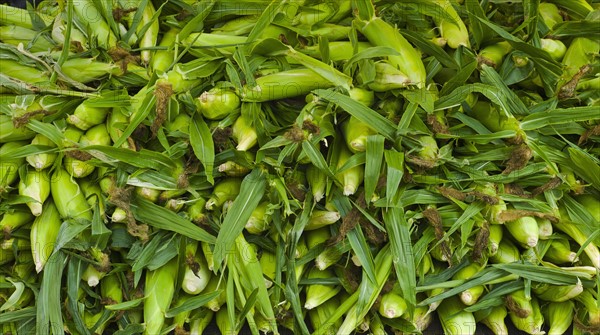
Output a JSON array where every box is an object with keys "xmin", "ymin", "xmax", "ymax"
[
  {"xmin": 309, "ymin": 296, "xmax": 341, "ymax": 335},
  {"xmin": 81, "ymin": 264, "xmax": 105, "ymax": 287},
  {"xmin": 19, "ymin": 168, "xmax": 50, "ymax": 216},
  {"xmin": 533, "ymin": 279, "xmax": 583, "ymax": 302},
  {"xmin": 430, "ymin": 0, "xmax": 470, "ymax": 48},
  {"xmin": 305, "ymin": 210, "xmax": 341, "ymax": 231},
  {"xmin": 509, "ymin": 295, "xmax": 544, "ymax": 335},
  {"xmin": 490, "ymin": 239, "xmax": 520, "ymax": 264},
  {"xmin": 536, "ymin": 218, "xmax": 553, "ymax": 240},
  {"xmin": 72, "ymin": 0, "xmax": 116, "ymax": 49},
  {"xmin": 539, "ymin": 3, "xmax": 563, "ymax": 28},
  {"xmin": 343, "ymin": 116, "xmax": 376, "ymax": 153},
  {"xmin": 144, "ymin": 258, "xmax": 178, "ymax": 335},
  {"xmin": 1, "ymin": 207, "xmax": 35, "ymax": 238},
  {"xmin": 242, "ymin": 68, "xmax": 334, "ymax": 102},
  {"xmin": 453, "ymin": 263, "xmax": 485, "ymax": 306},
  {"xmin": 100, "ymin": 273, "xmax": 123, "ymax": 304},
  {"xmin": 196, "ymin": 88, "xmax": 241, "ymax": 120},
  {"xmin": 505, "ymin": 216, "xmax": 539, "ymax": 248},
  {"xmin": 306, "ymin": 165, "xmax": 327, "ymax": 203},
  {"xmin": 488, "ymin": 224, "xmax": 503, "ymax": 256},
  {"xmin": 304, "ymin": 267, "xmax": 341, "ymax": 310},
  {"xmin": 137, "ymin": 0, "xmax": 159, "ymax": 65},
  {"xmin": 61, "ymin": 58, "xmax": 120, "ymax": 83},
  {"xmin": 0, "ymin": 59, "xmax": 50, "ymax": 84},
  {"xmin": 25, "ymin": 134, "xmax": 57, "ymax": 170},
  {"xmin": 206, "ymin": 178, "xmax": 242, "ymax": 210},
  {"xmin": 68, "ymin": 102, "xmax": 110, "ymax": 131},
  {"xmin": 151, "ymin": 28, "xmax": 178, "ymax": 73},
  {"xmin": 232, "ymin": 114, "xmax": 258, "ymax": 151},
  {"xmin": 50, "ymin": 167, "xmax": 93, "ymax": 221},
  {"xmin": 378, "ymin": 291, "xmax": 408, "ymax": 319},
  {"xmin": 335, "ymin": 144, "xmax": 364, "ymax": 196},
  {"xmin": 30, "ymin": 199, "xmax": 61, "ymax": 273},
  {"xmin": 182, "ymin": 242, "xmax": 212, "ymax": 295},
  {"xmin": 315, "ymin": 244, "xmax": 343, "ymax": 271},
  {"xmin": 544, "ymin": 237, "xmax": 578, "ymax": 264},
  {"xmin": 189, "ymin": 308, "xmax": 214, "ymax": 335},
  {"xmin": 544, "ymin": 300, "xmax": 574, "ymax": 335},
  {"xmin": 216, "ymin": 304, "xmax": 238, "ymax": 335},
  {"xmin": 437, "ymin": 296, "xmax": 476, "ymax": 335},
  {"xmin": 205, "ymin": 274, "xmax": 226, "ymax": 312},
  {"xmin": 354, "ymin": 13, "xmax": 426, "ymax": 87},
  {"xmin": 575, "ymin": 289, "xmax": 600, "ymax": 328},
  {"xmin": 475, "ymin": 305, "xmax": 509, "ymax": 335},
  {"xmin": 1, "ymin": 141, "xmax": 26, "ymax": 190},
  {"xmin": 245, "ymin": 202, "xmax": 271, "ymax": 234},
  {"xmin": 478, "ymin": 42, "xmax": 512, "ymax": 68}
]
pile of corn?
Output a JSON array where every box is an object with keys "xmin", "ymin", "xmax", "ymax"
[{"xmin": 1, "ymin": 0, "xmax": 599, "ymax": 334}]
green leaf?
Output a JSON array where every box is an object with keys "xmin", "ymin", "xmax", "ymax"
[
  {"xmin": 384, "ymin": 208, "xmax": 417, "ymax": 315},
  {"xmin": 384, "ymin": 150, "xmax": 404, "ymax": 206},
  {"xmin": 520, "ymin": 106, "xmax": 600, "ymax": 130},
  {"xmin": 104, "ymin": 298, "xmax": 144, "ymax": 311},
  {"xmin": 165, "ymin": 291, "xmax": 221, "ymax": 317},
  {"xmin": 66, "ymin": 258, "xmax": 89, "ymax": 335},
  {"xmin": 213, "ymin": 169, "xmax": 267, "ymax": 270},
  {"xmin": 190, "ymin": 115, "xmax": 215, "ymax": 184},
  {"xmin": 364, "ymin": 135, "xmax": 384, "ymax": 203},
  {"xmin": 568, "ymin": 147, "xmax": 600, "ymax": 191},
  {"xmin": 347, "ymin": 226, "xmax": 377, "ymax": 284},
  {"xmin": 131, "ymin": 198, "xmax": 215, "ymax": 243},
  {"xmin": 36, "ymin": 251, "xmax": 66, "ymax": 335},
  {"xmin": 492, "ymin": 263, "xmax": 595, "ymax": 285}
]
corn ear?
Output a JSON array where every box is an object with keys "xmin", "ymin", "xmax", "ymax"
[
  {"xmin": 575, "ymin": 289, "xmax": 600, "ymax": 327},
  {"xmin": 537, "ymin": 218, "xmax": 553, "ymax": 240},
  {"xmin": 1, "ymin": 207, "xmax": 34, "ymax": 237},
  {"xmin": 197, "ymin": 88, "xmax": 241, "ymax": 120},
  {"xmin": 343, "ymin": 116, "xmax": 376, "ymax": 153},
  {"xmin": 232, "ymin": 115, "xmax": 258, "ymax": 151},
  {"xmin": 354, "ymin": 14, "xmax": 426, "ymax": 87},
  {"xmin": 378, "ymin": 291, "xmax": 408, "ymax": 318},
  {"xmin": 216, "ymin": 305, "xmax": 238, "ymax": 335},
  {"xmin": 539, "ymin": 3, "xmax": 563, "ymax": 28},
  {"xmin": 475, "ymin": 305, "xmax": 509, "ymax": 335},
  {"xmin": 490, "ymin": 239, "xmax": 520, "ymax": 264},
  {"xmin": 18, "ymin": 169, "xmax": 50, "ymax": 216},
  {"xmin": 533, "ymin": 279, "xmax": 583, "ymax": 302},
  {"xmin": 437, "ymin": 296, "xmax": 477, "ymax": 335},
  {"xmin": 29, "ymin": 199, "xmax": 60, "ymax": 273},
  {"xmin": 304, "ymin": 267, "xmax": 341, "ymax": 310},
  {"xmin": 545, "ymin": 300, "xmax": 574, "ymax": 335},
  {"xmin": 478, "ymin": 42, "xmax": 512, "ymax": 68},
  {"xmin": 182, "ymin": 243, "xmax": 212, "ymax": 295},
  {"xmin": 306, "ymin": 165, "xmax": 327, "ymax": 202},
  {"xmin": 544, "ymin": 237, "xmax": 578, "ymax": 264},
  {"xmin": 25, "ymin": 134, "xmax": 57, "ymax": 170},
  {"xmin": 81, "ymin": 264, "xmax": 105, "ymax": 287},
  {"xmin": 206, "ymin": 178, "xmax": 242, "ymax": 210},
  {"xmin": 68, "ymin": 102, "xmax": 109, "ymax": 131},
  {"xmin": 335, "ymin": 144, "xmax": 364, "ymax": 196},
  {"xmin": 151, "ymin": 28, "xmax": 178, "ymax": 73},
  {"xmin": 50, "ymin": 167, "xmax": 92, "ymax": 221},
  {"xmin": 144, "ymin": 258, "xmax": 178, "ymax": 335},
  {"xmin": 242, "ymin": 68, "xmax": 334, "ymax": 102},
  {"xmin": 305, "ymin": 210, "xmax": 340, "ymax": 231},
  {"xmin": 100, "ymin": 273, "xmax": 123, "ymax": 304},
  {"xmin": 245, "ymin": 201, "xmax": 271, "ymax": 234},
  {"xmin": 488, "ymin": 224, "xmax": 503, "ymax": 255},
  {"xmin": 505, "ymin": 216, "xmax": 539, "ymax": 248},
  {"xmin": 189, "ymin": 308, "xmax": 214, "ymax": 335},
  {"xmin": 509, "ymin": 295, "xmax": 544, "ymax": 335},
  {"xmin": 1, "ymin": 141, "xmax": 26, "ymax": 190},
  {"xmin": 430, "ymin": 0, "xmax": 470, "ymax": 48}
]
